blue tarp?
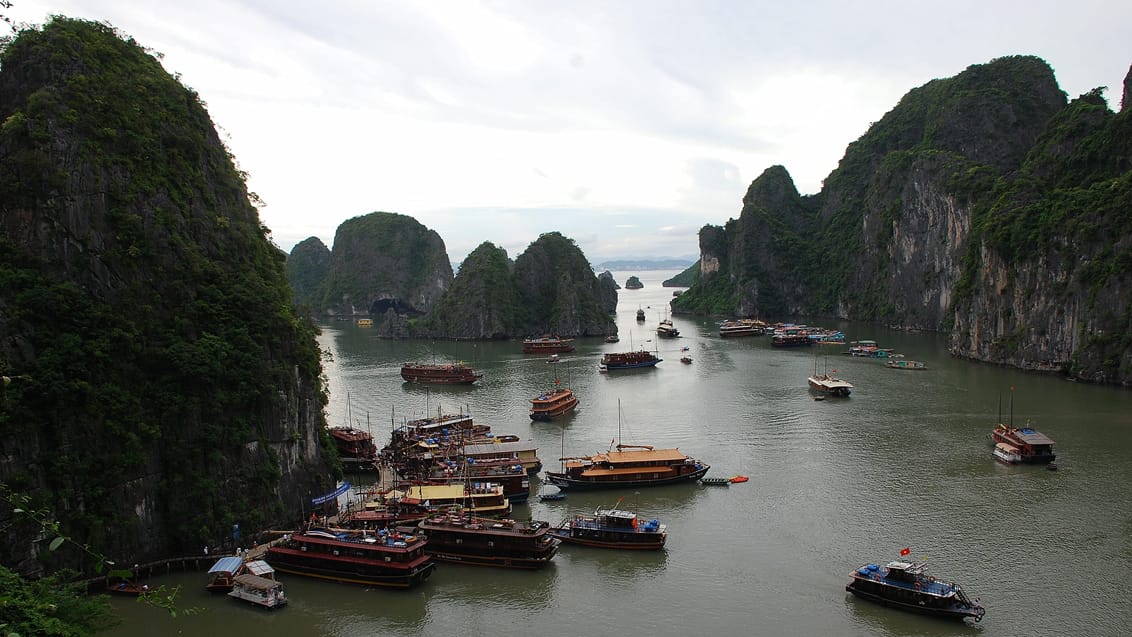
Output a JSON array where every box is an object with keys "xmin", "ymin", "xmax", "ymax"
[{"xmin": 311, "ymin": 481, "xmax": 350, "ymax": 506}]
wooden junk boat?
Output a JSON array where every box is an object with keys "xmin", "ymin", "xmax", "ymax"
[
  {"xmin": 265, "ymin": 528, "xmax": 435, "ymax": 589},
  {"xmin": 846, "ymin": 560, "xmax": 984, "ymax": 623},
  {"xmin": 412, "ymin": 512, "xmax": 560, "ymax": 569},
  {"xmin": 328, "ymin": 426, "xmax": 378, "ymax": 467},
  {"xmin": 546, "ymin": 444, "xmax": 709, "ymax": 490},
  {"xmin": 400, "ymin": 361, "xmax": 483, "ymax": 385},
  {"xmin": 807, "ymin": 373, "xmax": 853, "ymax": 397},
  {"xmin": 991, "ymin": 422, "xmax": 1056, "ymax": 464},
  {"xmin": 530, "ymin": 386, "xmax": 578, "ymax": 421},
  {"xmin": 549, "ymin": 505, "xmax": 666, "ymax": 550},
  {"xmin": 718, "ymin": 319, "xmax": 766, "ymax": 337},
  {"xmin": 990, "ymin": 391, "xmax": 1056, "ymax": 464},
  {"xmin": 600, "ymin": 350, "xmax": 661, "ymax": 371},
  {"xmin": 521, "ymin": 336, "xmax": 576, "ymax": 354},
  {"xmin": 656, "ymin": 318, "xmax": 680, "ymax": 338},
  {"xmin": 227, "ymin": 560, "xmax": 286, "ymax": 609}
]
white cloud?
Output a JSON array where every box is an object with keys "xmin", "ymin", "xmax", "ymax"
[{"xmin": 7, "ymin": 0, "xmax": 1131, "ymax": 263}]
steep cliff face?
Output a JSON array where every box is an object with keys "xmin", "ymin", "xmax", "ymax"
[
  {"xmin": 285, "ymin": 236, "xmax": 331, "ymax": 312},
  {"xmin": 596, "ymin": 271, "xmax": 619, "ymax": 316},
  {"xmin": 950, "ymin": 85, "xmax": 1132, "ymax": 383},
  {"xmin": 673, "ymin": 167, "xmax": 816, "ymax": 317},
  {"xmin": 417, "ymin": 242, "xmax": 522, "ymax": 339},
  {"xmin": 0, "ymin": 19, "xmax": 334, "ymax": 572},
  {"xmin": 512, "ymin": 232, "xmax": 616, "ymax": 337},
  {"xmin": 676, "ymin": 55, "xmax": 1132, "ymax": 384},
  {"xmin": 318, "ymin": 212, "xmax": 453, "ymax": 333}
]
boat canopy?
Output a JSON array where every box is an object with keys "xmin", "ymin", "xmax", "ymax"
[
  {"xmin": 244, "ymin": 560, "xmax": 275, "ymax": 577},
  {"xmin": 207, "ymin": 556, "xmax": 244, "ymax": 574},
  {"xmin": 232, "ymin": 573, "xmax": 281, "ymax": 592}
]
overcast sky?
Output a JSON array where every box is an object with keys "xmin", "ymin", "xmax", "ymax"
[{"xmin": 7, "ymin": 1, "xmax": 1131, "ymax": 264}]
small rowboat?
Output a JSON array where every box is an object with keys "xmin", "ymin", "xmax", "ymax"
[
  {"xmin": 539, "ymin": 491, "xmax": 567, "ymax": 501},
  {"xmin": 701, "ymin": 477, "xmax": 731, "ymax": 486},
  {"xmin": 729, "ymin": 475, "xmax": 749, "ymax": 483}
]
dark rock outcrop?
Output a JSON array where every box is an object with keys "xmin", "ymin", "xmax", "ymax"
[
  {"xmin": 417, "ymin": 241, "xmax": 522, "ymax": 339},
  {"xmin": 512, "ymin": 232, "xmax": 616, "ymax": 337},
  {"xmin": 319, "ymin": 212, "xmax": 453, "ymax": 335},
  {"xmin": 286, "ymin": 236, "xmax": 331, "ymax": 312},
  {"xmin": 0, "ymin": 18, "xmax": 335, "ymax": 573}
]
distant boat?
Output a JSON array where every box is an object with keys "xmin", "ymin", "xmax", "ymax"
[
  {"xmin": 808, "ymin": 349, "xmax": 852, "ymax": 397},
  {"xmin": 355, "ymin": 318, "xmax": 373, "ymax": 327},
  {"xmin": 530, "ymin": 387, "xmax": 578, "ymax": 421},
  {"xmin": 845, "ymin": 559, "xmax": 985, "ymax": 623},
  {"xmin": 656, "ymin": 316, "xmax": 680, "ymax": 338},
  {"xmin": 636, "ymin": 307, "xmax": 646, "ymax": 322},
  {"xmin": 400, "ymin": 361, "xmax": 483, "ymax": 384},
  {"xmin": 718, "ymin": 319, "xmax": 766, "ymax": 338},
  {"xmin": 885, "ymin": 359, "xmax": 926, "ymax": 370},
  {"xmin": 548, "ymin": 504, "xmax": 666, "ymax": 550},
  {"xmin": 522, "ymin": 335, "xmax": 576, "ymax": 354},
  {"xmin": 601, "ymin": 350, "xmax": 661, "ymax": 370},
  {"xmin": 680, "ymin": 356, "xmax": 692, "ymax": 364},
  {"xmin": 605, "ymin": 334, "xmax": 619, "ymax": 343},
  {"xmin": 990, "ymin": 390, "xmax": 1056, "ymax": 464}
]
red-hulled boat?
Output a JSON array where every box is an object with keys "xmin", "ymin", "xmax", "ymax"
[
  {"xmin": 266, "ymin": 528, "xmax": 435, "ymax": 589},
  {"xmin": 400, "ymin": 362, "xmax": 483, "ymax": 385},
  {"xmin": 328, "ymin": 426, "xmax": 378, "ymax": 466}
]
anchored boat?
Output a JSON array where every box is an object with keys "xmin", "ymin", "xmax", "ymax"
[{"xmin": 846, "ymin": 559, "xmax": 984, "ymax": 623}]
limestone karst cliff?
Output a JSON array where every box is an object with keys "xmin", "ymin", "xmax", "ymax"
[
  {"xmin": 676, "ymin": 55, "xmax": 1132, "ymax": 385},
  {"xmin": 0, "ymin": 18, "xmax": 336, "ymax": 573},
  {"xmin": 317, "ymin": 212, "xmax": 454, "ymax": 333},
  {"xmin": 510, "ymin": 232, "xmax": 617, "ymax": 337}
]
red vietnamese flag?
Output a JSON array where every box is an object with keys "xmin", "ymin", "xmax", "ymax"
[{"xmin": 900, "ymin": 547, "xmax": 911, "ymax": 556}]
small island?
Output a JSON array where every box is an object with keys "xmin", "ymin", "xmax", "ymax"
[{"xmin": 625, "ymin": 276, "xmax": 644, "ymax": 289}]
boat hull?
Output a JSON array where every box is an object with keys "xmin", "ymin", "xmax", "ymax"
[
  {"xmin": 547, "ymin": 528, "xmax": 665, "ymax": 550},
  {"xmin": 845, "ymin": 582, "xmax": 984, "ymax": 622},
  {"xmin": 545, "ymin": 464, "xmax": 709, "ymax": 490},
  {"xmin": 267, "ymin": 553, "xmax": 434, "ymax": 589}
]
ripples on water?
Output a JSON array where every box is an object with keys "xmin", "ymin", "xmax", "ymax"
[{"xmin": 105, "ymin": 271, "xmax": 1132, "ymax": 637}]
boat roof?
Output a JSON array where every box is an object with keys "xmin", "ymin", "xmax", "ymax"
[
  {"xmin": 606, "ymin": 448, "xmax": 688, "ymax": 463},
  {"xmin": 207, "ymin": 556, "xmax": 244, "ymax": 574},
  {"xmin": 244, "ymin": 560, "xmax": 275, "ymax": 577},
  {"xmin": 464, "ymin": 441, "xmax": 538, "ymax": 455},
  {"xmin": 232, "ymin": 573, "xmax": 281, "ymax": 591},
  {"xmin": 1014, "ymin": 427, "xmax": 1055, "ymax": 445}
]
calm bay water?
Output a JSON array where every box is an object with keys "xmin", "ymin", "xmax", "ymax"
[{"xmin": 106, "ymin": 270, "xmax": 1132, "ymax": 636}]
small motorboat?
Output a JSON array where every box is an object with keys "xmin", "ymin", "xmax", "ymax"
[
  {"xmin": 539, "ymin": 491, "xmax": 567, "ymax": 501},
  {"xmin": 729, "ymin": 475, "xmax": 749, "ymax": 483},
  {"xmin": 680, "ymin": 356, "xmax": 692, "ymax": 364}
]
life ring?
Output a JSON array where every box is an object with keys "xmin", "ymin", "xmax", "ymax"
[{"xmin": 914, "ymin": 581, "xmax": 921, "ymax": 590}]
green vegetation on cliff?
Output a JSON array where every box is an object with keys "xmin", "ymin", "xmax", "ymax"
[
  {"xmin": 512, "ymin": 232, "xmax": 615, "ymax": 336},
  {"xmin": 418, "ymin": 241, "xmax": 524, "ymax": 338},
  {"xmin": 662, "ymin": 263, "xmax": 699, "ymax": 287},
  {"xmin": 0, "ymin": 18, "xmax": 333, "ymax": 572}
]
